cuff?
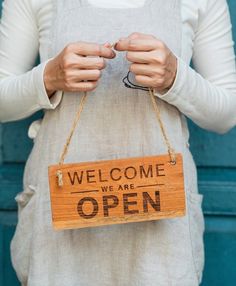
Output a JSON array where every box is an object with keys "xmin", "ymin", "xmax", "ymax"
[
  {"xmin": 153, "ymin": 56, "xmax": 186, "ymax": 104},
  {"xmin": 32, "ymin": 58, "xmax": 63, "ymax": 109},
  {"xmin": 28, "ymin": 118, "xmax": 43, "ymax": 140}
]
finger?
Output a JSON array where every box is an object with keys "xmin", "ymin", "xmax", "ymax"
[
  {"xmin": 65, "ymin": 80, "xmax": 98, "ymax": 92},
  {"xmin": 68, "ymin": 42, "xmax": 116, "ymax": 58},
  {"xmin": 128, "ymin": 32, "xmax": 156, "ymax": 40},
  {"xmin": 126, "ymin": 51, "xmax": 153, "ymax": 64},
  {"xmin": 129, "ymin": 63, "xmax": 165, "ymax": 77},
  {"xmin": 115, "ymin": 38, "xmax": 160, "ymax": 52},
  {"xmin": 73, "ymin": 56, "xmax": 107, "ymax": 70},
  {"xmin": 103, "ymin": 42, "xmax": 117, "ymax": 49},
  {"xmin": 115, "ymin": 32, "xmax": 155, "ymax": 47},
  {"xmin": 103, "ymin": 42, "xmax": 112, "ymax": 48},
  {"xmin": 134, "ymin": 75, "xmax": 154, "ymax": 87},
  {"xmin": 66, "ymin": 69, "xmax": 102, "ymax": 82}
]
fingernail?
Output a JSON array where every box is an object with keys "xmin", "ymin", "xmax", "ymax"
[{"xmin": 103, "ymin": 42, "xmax": 111, "ymax": 47}]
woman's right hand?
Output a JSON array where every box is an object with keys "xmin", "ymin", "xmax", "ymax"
[{"xmin": 43, "ymin": 41, "xmax": 116, "ymax": 97}]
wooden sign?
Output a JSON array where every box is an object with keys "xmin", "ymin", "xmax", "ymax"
[{"xmin": 48, "ymin": 153, "xmax": 186, "ymax": 230}]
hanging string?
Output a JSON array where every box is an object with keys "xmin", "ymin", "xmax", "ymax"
[
  {"xmin": 57, "ymin": 85, "xmax": 176, "ymax": 166},
  {"xmin": 58, "ymin": 91, "xmax": 88, "ymax": 166},
  {"xmin": 122, "ymin": 71, "xmax": 149, "ymax": 91},
  {"xmin": 122, "ymin": 71, "xmax": 176, "ymax": 164},
  {"xmin": 148, "ymin": 88, "xmax": 176, "ymax": 164},
  {"xmin": 55, "ymin": 84, "xmax": 176, "ymax": 186}
]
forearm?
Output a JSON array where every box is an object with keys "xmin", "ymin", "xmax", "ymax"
[
  {"xmin": 154, "ymin": 57, "xmax": 236, "ymax": 133},
  {"xmin": 0, "ymin": 0, "xmax": 63, "ymax": 123},
  {"xmin": 154, "ymin": 0, "xmax": 236, "ymax": 134},
  {"xmin": 0, "ymin": 60, "xmax": 62, "ymax": 123}
]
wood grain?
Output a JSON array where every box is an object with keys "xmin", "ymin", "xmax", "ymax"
[{"xmin": 48, "ymin": 153, "xmax": 186, "ymax": 230}]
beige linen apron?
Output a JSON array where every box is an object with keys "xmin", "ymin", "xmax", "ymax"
[{"xmin": 10, "ymin": 0, "xmax": 205, "ymax": 285}]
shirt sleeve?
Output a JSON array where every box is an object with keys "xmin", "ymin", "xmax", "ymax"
[
  {"xmin": 154, "ymin": 0, "xmax": 236, "ymax": 134},
  {"xmin": 0, "ymin": 0, "xmax": 62, "ymax": 123}
]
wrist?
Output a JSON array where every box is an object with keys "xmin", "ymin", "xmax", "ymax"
[
  {"xmin": 167, "ymin": 54, "xmax": 177, "ymax": 88},
  {"xmin": 153, "ymin": 55, "xmax": 182, "ymax": 99},
  {"xmin": 159, "ymin": 54, "xmax": 177, "ymax": 95},
  {"xmin": 43, "ymin": 59, "xmax": 57, "ymax": 98}
]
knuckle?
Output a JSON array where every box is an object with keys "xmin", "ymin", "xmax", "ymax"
[
  {"xmin": 97, "ymin": 58, "xmax": 105, "ymax": 69},
  {"xmin": 64, "ymin": 45, "xmax": 70, "ymax": 54},
  {"xmin": 158, "ymin": 77, "xmax": 165, "ymax": 85},
  {"xmin": 94, "ymin": 44, "xmax": 102, "ymax": 55},
  {"xmin": 134, "ymin": 74, "xmax": 141, "ymax": 82},
  {"xmin": 64, "ymin": 69, "xmax": 72, "ymax": 80},
  {"xmin": 153, "ymin": 67, "xmax": 165, "ymax": 77},
  {"xmin": 129, "ymin": 64, "xmax": 135, "ymax": 73},
  {"xmin": 149, "ymin": 72, "xmax": 157, "ymax": 79},
  {"xmin": 150, "ymin": 52, "xmax": 160, "ymax": 64},
  {"xmin": 76, "ymin": 57, "xmax": 82, "ymax": 67},
  {"xmin": 94, "ymin": 70, "xmax": 102, "ymax": 79},
  {"xmin": 159, "ymin": 69, "xmax": 166, "ymax": 76},
  {"xmin": 64, "ymin": 69, "xmax": 71, "ymax": 78},
  {"xmin": 152, "ymin": 81, "xmax": 159, "ymax": 88},
  {"xmin": 152, "ymin": 49, "xmax": 168, "ymax": 65},
  {"xmin": 64, "ymin": 80, "xmax": 72, "ymax": 90},
  {"xmin": 151, "ymin": 58, "xmax": 159, "ymax": 65},
  {"xmin": 158, "ymin": 40, "xmax": 166, "ymax": 50},
  {"xmin": 154, "ymin": 77, "xmax": 165, "ymax": 87},
  {"xmin": 126, "ymin": 52, "xmax": 132, "ymax": 61},
  {"xmin": 69, "ymin": 86, "xmax": 77, "ymax": 92},
  {"xmin": 129, "ymin": 32, "xmax": 140, "ymax": 39},
  {"xmin": 62, "ymin": 55, "xmax": 72, "ymax": 69},
  {"xmin": 87, "ymin": 81, "xmax": 98, "ymax": 91},
  {"xmin": 64, "ymin": 43, "xmax": 74, "ymax": 53},
  {"xmin": 128, "ymin": 40, "xmax": 137, "ymax": 50},
  {"xmin": 68, "ymin": 42, "xmax": 84, "ymax": 55},
  {"xmin": 159, "ymin": 54, "xmax": 167, "ymax": 65}
]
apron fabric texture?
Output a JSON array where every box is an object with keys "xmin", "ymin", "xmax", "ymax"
[{"xmin": 10, "ymin": 0, "xmax": 205, "ymax": 285}]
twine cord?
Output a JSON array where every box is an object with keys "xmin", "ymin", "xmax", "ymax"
[
  {"xmin": 55, "ymin": 41, "xmax": 176, "ymax": 186},
  {"xmin": 148, "ymin": 88, "xmax": 176, "ymax": 164},
  {"xmin": 58, "ymin": 88, "xmax": 176, "ymax": 166},
  {"xmin": 58, "ymin": 91, "xmax": 88, "ymax": 165}
]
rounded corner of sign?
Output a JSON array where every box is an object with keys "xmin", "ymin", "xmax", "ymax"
[
  {"xmin": 176, "ymin": 153, "xmax": 183, "ymax": 160},
  {"xmin": 48, "ymin": 165, "xmax": 55, "ymax": 175},
  {"xmin": 52, "ymin": 222, "xmax": 61, "ymax": 231},
  {"xmin": 181, "ymin": 208, "xmax": 187, "ymax": 217},
  {"xmin": 48, "ymin": 164, "xmax": 57, "ymax": 171}
]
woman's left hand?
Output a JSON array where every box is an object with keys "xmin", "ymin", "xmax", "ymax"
[{"xmin": 114, "ymin": 32, "xmax": 177, "ymax": 93}]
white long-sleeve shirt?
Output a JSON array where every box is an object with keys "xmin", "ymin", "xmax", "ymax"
[{"xmin": 0, "ymin": 0, "xmax": 236, "ymax": 139}]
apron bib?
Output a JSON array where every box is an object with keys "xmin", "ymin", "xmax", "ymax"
[
  {"xmin": 10, "ymin": 1, "xmax": 205, "ymax": 285},
  {"xmin": 48, "ymin": 88, "xmax": 186, "ymax": 230}
]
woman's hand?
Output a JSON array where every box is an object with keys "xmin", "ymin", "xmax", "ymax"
[
  {"xmin": 44, "ymin": 41, "xmax": 116, "ymax": 97},
  {"xmin": 114, "ymin": 32, "xmax": 177, "ymax": 94}
]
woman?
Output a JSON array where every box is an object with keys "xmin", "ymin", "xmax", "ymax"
[{"xmin": 0, "ymin": 0, "xmax": 236, "ymax": 285}]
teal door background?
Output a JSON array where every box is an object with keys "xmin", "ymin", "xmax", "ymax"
[{"xmin": 0, "ymin": 1, "xmax": 236, "ymax": 285}]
